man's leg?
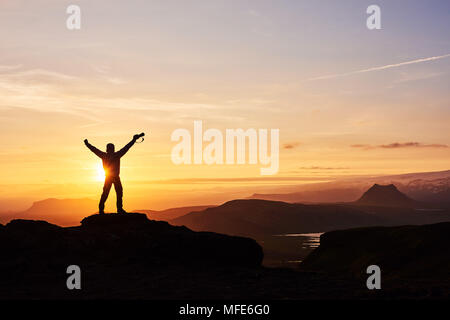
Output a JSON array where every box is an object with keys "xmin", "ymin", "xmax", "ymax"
[
  {"xmin": 99, "ymin": 177, "xmax": 113, "ymax": 214},
  {"xmin": 113, "ymin": 177, "xmax": 125, "ymax": 213}
]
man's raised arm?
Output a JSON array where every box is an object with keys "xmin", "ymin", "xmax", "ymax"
[
  {"xmin": 84, "ymin": 139, "xmax": 105, "ymax": 158},
  {"xmin": 116, "ymin": 135, "xmax": 138, "ymax": 157}
]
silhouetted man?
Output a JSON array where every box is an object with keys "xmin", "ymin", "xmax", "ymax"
[{"xmin": 84, "ymin": 134, "xmax": 143, "ymax": 214}]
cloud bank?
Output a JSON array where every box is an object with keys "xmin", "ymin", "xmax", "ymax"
[{"xmin": 352, "ymin": 142, "xmax": 449, "ymax": 150}]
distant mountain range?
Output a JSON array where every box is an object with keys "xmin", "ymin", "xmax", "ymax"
[
  {"xmin": 0, "ymin": 198, "xmax": 97, "ymax": 226},
  {"xmin": 170, "ymin": 199, "xmax": 385, "ymax": 237},
  {"xmin": 405, "ymin": 176, "xmax": 450, "ymax": 204},
  {"xmin": 135, "ymin": 205, "xmax": 215, "ymax": 221},
  {"xmin": 2, "ymin": 170, "xmax": 450, "ymax": 233},
  {"xmin": 249, "ymin": 169, "xmax": 450, "ymax": 206},
  {"xmin": 171, "ymin": 184, "xmax": 450, "ymax": 237},
  {"xmin": 0, "ymin": 200, "xmax": 213, "ymax": 227}
]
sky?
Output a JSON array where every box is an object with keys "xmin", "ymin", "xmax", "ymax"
[{"xmin": 0, "ymin": 0, "xmax": 450, "ymax": 210}]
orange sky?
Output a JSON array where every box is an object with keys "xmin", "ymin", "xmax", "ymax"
[{"xmin": 1, "ymin": 0, "xmax": 450, "ymax": 211}]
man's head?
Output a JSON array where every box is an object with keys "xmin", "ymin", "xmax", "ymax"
[{"xmin": 106, "ymin": 143, "xmax": 115, "ymax": 153}]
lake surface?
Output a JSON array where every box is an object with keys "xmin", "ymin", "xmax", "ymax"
[
  {"xmin": 275, "ymin": 232, "xmax": 323, "ymax": 248},
  {"xmin": 261, "ymin": 232, "xmax": 324, "ymax": 268}
]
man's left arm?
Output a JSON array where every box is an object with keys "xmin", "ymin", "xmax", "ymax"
[{"xmin": 116, "ymin": 135, "xmax": 138, "ymax": 157}]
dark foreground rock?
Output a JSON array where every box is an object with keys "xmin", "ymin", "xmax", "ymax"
[
  {"xmin": 300, "ymin": 222, "xmax": 450, "ymax": 297},
  {"xmin": 0, "ymin": 214, "xmax": 448, "ymax": 299},
  {"xmin": 0, "ymin": 213, "xmax": 263, "ymax": 270}
]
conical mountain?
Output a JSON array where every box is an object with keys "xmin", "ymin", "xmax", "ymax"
[{"xmin": 357, "ymin": 184, "xmax": 417, "ymax": 207}]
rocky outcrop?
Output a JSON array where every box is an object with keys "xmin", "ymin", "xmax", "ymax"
[{"xmin": 0, "ymin": 213, "xmax": 263, "ymax": 272}]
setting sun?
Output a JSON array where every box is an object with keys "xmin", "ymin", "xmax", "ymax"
[{"xmin": 96, "ymin": 163, "xmax": 106, "ymax": 182}]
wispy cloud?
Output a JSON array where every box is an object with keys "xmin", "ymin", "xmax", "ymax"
[
  {"xmin": 394, "ymin": 71, "xmax": 444, "ymax": 84},
  {"xmin": 283, "ymin": 142, "xmax": 301, "ymax": 149},
  {"xmin": 309, "ymin": 54, "xmax": 450, "ymax": 81},
  {"xmin": 298, "ymin": 166, "xmax": 350, "ymax": 170},
  {"xmin": 132, "ymin": 176, "xmax": 331, "ymax": 184},
  {"xmin": 0, "ymin": 64, "xmax": 22, "ymax": 72},
  {"xmin": 352, "ymin": 142, "xmax": 449, "ymax": 150},
  {"xmin": 7, "ymin": 69, "xmax": 77, "ymax": 81},
  {"xmin": 91, "ymin": 64, "xmax": 127, "ymax": 85}
]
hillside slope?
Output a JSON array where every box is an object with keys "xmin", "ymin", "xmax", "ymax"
[
  {"xmin": 135, "ymin": 205, "xmax": 214, "ymax": 221},
  {"xmin": 300, "ymin": 222, "xmax": 450, "ymax": 282},
  {"xmin": 171, "ymin": 199, "xmax": 387, "ymax": 237}
]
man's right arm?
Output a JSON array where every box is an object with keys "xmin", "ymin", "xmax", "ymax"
[{"xmin": 84, "ymin": 139, "xmax": 105, "ymax": 158}]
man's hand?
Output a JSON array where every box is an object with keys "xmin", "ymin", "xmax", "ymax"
[{"xmin": 133, "ymin": 133, "xmax": 145, "ymax": 141}]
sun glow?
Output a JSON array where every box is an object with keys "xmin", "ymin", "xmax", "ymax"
[{"xmin": 96, "ymin": 163, "xmax": 106, "ymax": 182}]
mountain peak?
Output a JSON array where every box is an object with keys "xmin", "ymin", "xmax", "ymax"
[{"xmin": 357, "ymin": 183, "xmax": 417, "ymax": 207}]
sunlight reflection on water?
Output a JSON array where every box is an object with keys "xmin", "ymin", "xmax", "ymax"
[{"xmin": 275, "ymin": 232, "xmax": 323, "ymax": 248}]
